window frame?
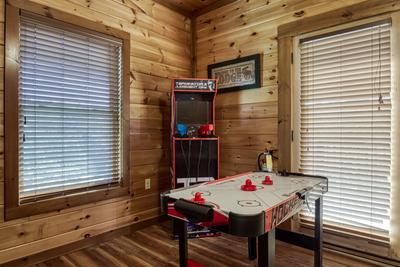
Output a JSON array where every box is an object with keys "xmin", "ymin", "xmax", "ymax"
[
  {"xmin": 292, "ymin": 16, "xmax": 393, "ymax": 237},
  {"xmin": 4, "ymin": 2, "xmax": 131, "ymax": 220},
  {"xmin": 277, "ymin": 0, "xmax": 400, "ymax": 260}
]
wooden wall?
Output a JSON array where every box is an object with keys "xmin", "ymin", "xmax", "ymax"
[
  {"xmin": 195, "ymin": 0, "xmax": 369, "ymax": 177},
  {"xmin": 0, "ymin": 0, "xmax": 191, "ymax": 264}
]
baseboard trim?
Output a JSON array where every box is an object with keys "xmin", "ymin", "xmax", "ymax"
[
  {"xmin": 1, "ymin": 216, "xmax": 166, "ymax": 267},
  {"xmin": 324, "ymin": 243, "xmax": 400, "ymax": 267}
]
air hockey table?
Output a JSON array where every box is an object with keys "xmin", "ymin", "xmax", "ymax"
[{"xmin": 161, "ymin": 171, "xmax": 328, "ymax": 267}]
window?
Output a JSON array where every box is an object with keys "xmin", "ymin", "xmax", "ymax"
[
  {"xmin": 5, "ymin": 5, "xmax": 130, "ymax": 220},
  {"xmin": 293, "ymin": 21, "xmax": 391, "ymax": 234}
]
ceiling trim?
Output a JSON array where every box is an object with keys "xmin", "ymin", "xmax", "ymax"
[
  {"xmin": 153, "ymin": 0, "xmax": 240, "ymax": 18},
  {"xmin": 192, "ymin": 0, "xmax": 238, "ymax": 17},
  {"xmin": 152, "ymin": 0, "xmax": 192, "ymax": 18}
]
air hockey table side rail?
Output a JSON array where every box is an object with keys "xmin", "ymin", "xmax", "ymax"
[{"xmin": 160, "ymin": 171, "xmax": 328, "ymax": 267}]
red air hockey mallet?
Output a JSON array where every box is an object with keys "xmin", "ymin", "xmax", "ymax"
[
  {"xmin": 192, "ymin": 192, "xmax": 205, "ymax": 204},
  {"xmin": 262, "ymin": 175, "xmax": 273, "ymax": 185},
  {"xmin": 241, "ymin": 179, "xmax": 257, "ymax": 191}
]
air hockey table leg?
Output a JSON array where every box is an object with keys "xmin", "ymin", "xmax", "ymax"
[
  {"xmin": 258, "ymin": 229, "xmax": 275, "ymax": 267},
  {"xmin": 175, "ymin": 218, "xmax": 188, "ymax": 267},
  {"xmin": 248, "ymin": 237, "xmax": 257, "ymax": 260},
  {"xmin": 314, "ymin": 196, "xmax": 323, "ymax": 267}
]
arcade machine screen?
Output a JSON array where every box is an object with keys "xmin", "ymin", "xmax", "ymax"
[{"xmin": 175, "ymin": 93, "xmax": 213, "ymax": 127}]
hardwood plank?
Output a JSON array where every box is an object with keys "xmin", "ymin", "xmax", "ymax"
[
  {"xmin": 27, "ymin": 222, "xmax": 384, "ymax": 267},
  {"xmin": 110, "ymin": 236, "xmax": 172, "ymax": 266}
]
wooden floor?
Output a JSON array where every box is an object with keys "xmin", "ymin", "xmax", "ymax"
[{"xmin": 30, "ymin": 222, "xmax": 382, "ymax": 267}]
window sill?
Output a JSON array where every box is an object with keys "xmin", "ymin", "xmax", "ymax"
[
  {"xmin": 299, "ymin": 216, "xmax": 389, "ymax": 244},
  {"xmin": 5, "ymin": 186, "xmax": 131, "ymax": 221},
  {"xmin": 296, "ymin": 217, "xmax": 400, "ymax": 262}
]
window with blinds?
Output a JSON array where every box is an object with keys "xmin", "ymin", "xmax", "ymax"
[
  {"xmin": 19, "ymin": 14, "xmax": 123, "ymax": 201},
  {"xmin": 295, "ymin": 21, "xmax": 391, "ymax": 233}
]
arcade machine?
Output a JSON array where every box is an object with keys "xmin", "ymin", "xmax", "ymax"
[{"xmin": 170, "ymin": 78, "xmax": 220, "ymax": 238}]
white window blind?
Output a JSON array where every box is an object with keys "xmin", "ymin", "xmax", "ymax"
[
  {"xmin": 296, "ymin": 21, "xmax": 391, "ymax": 233},
  {"xmin": 19, "ymin": 14, "xmax": 123, "ymax": 201}
]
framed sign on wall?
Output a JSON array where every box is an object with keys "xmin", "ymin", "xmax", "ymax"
[{"xmin": 207, "ymin": 54, "xmax": 261, "ymax": 93}]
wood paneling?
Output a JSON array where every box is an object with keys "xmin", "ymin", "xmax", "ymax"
[
  {"xmin": 277, "ymin": 36, "xmax": 292, "ymax": 171},
  {"xmin": 195, "ymin": 0, "xmax": 369, "ymax": 177},
  {"xmin": 160, "ymin": 0, "xmax": 222, "ymax": 14},
  {"xmin": 0, "ymin": 0, "xmax": 191, "ymax": 264},
  {"xmin": 26, "ymin": 222, "xmax": 383, "ymax": 267}
]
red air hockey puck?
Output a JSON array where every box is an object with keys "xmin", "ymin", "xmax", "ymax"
[
  {"xmin": 262, "ymin": 175, "xmax": 273, "ymax": 185},
  {"xmin": 192, "ymin": 192, "xmax": 205, "ymax": 203}
]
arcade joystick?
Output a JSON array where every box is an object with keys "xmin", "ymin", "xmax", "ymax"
[
  {"xmin": 192, "ymin": 192, "xmax": 205, "ymax": 203},
  {"xmin": 262, "ymin": 175, "xmax": 273, "ymax": 185},
  {"xmin": 241, "ymin": 179, "xmax": 257, "ymax": 191},
  {"xmin": 198, "ymin": 124, "xmax": 214, "ymax": 137}
]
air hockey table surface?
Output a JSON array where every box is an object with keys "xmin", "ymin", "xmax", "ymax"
[
  {"xmin": 165, "ymin": 171, "xmax": 326, "ymax": 215},
  {"xmin": 161, "ymin": 171, "xmax": 328, "ymax": 267}
]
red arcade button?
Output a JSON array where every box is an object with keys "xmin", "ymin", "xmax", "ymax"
[{"xmin": 241, "ymin": 179, "xmax": 257, "ymax": 191}]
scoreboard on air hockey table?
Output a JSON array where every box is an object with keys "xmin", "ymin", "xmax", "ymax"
[{"xmin": 161, "ymin": 171, "xmax": 328, "ymax": 267}]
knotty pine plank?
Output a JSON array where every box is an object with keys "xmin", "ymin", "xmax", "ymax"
[
  {"xmin": 215, "ymin": 87, "xmax": 278, "ymax": 107},
  {"xmin": 219, "ymin": 134, "xmax": 277, "ymax": 150},
  {"xmin": 130, "ymin": 148, "xmax": 168, "ymax": 167},
  {"xmin": 129, "ymin": 119, "xmax": 169, "ymax": 134},
  {"xmin": 131, "ymin": 57, "xmax": 191, "ymax": 79},
  {"xmin": 129, "ymin": 104, "xmax": 170, "ymax": 120},
  {"xmin": 131, "ymin": 163, "xmax": 169, "ymax": 181},
  {"xmin": 220, "ymin": 148, "xmax": 266, "ymax": 166},
  {"xmin": 216, "ymin": 101, "xmax": 278, "ymax": 120},
  {"xmin": 33, "ymin": 0, "xmax": 191, "ymax": 41},
  {"xmin": 130, "ymin": 132, "xmax": 167, "ymax": 150},
  {"xmin": 130, "ymin": 89, "xmax": 171, "ymax": 106},
  {"xmin": 130, "ymin": 72, "xmax": 171, "ymax": 92},
  {"xmin": 216, "ymin": 118, "xmax": 278, "ymax": 135},
  {"xmin": 196, "ymin": 0, "xmax": 367, "ymax": 41},
  {"xmin": 132, "ymin": 175, "xmax": 170, "ymax": 197}
]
